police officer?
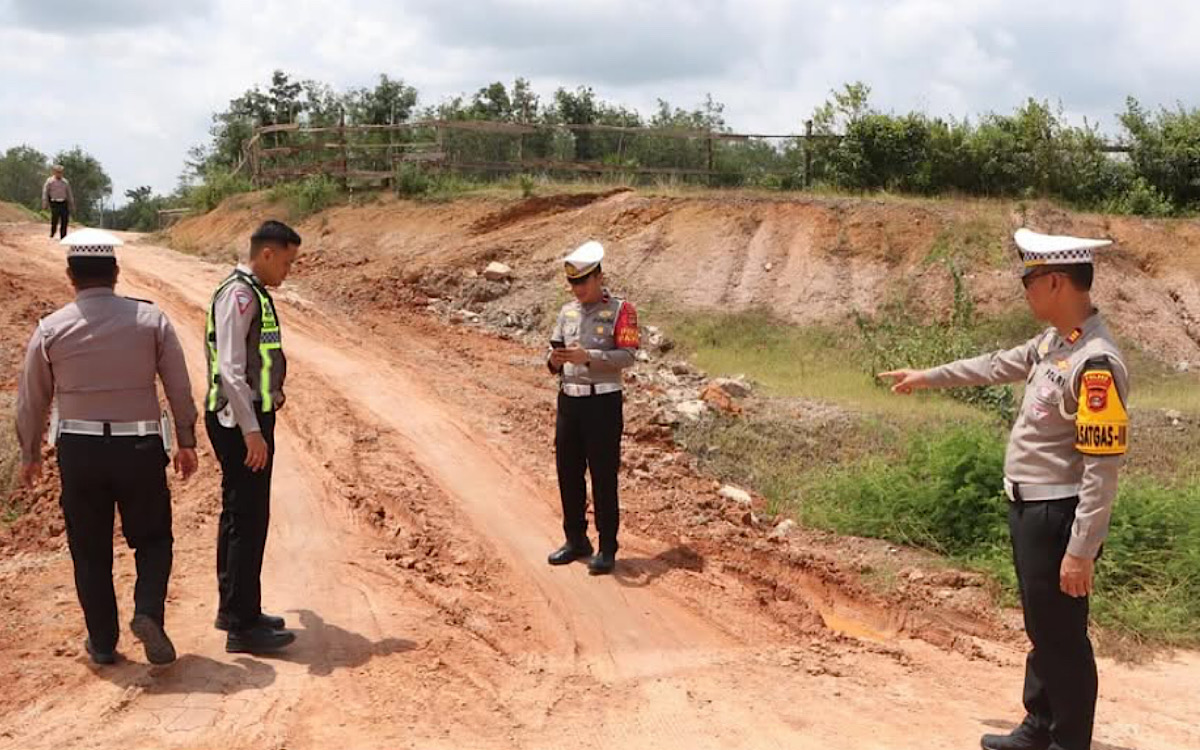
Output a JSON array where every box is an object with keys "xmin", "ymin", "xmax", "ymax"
[
  {"xmin": 16, "ymin": 228, "xmax": 199, "ymax": 666},
  {"xmin": 882, "ymin": 229, "xmax": 1129, "ymax": 750},
  {"xmin": 546, "ymin": 241, "xmax": 640, "ymax": 575},
  {"xmin": 205, "ymin": 220, "xmax": 300, "ymax": 654},
  {"xmin": 41, "ymin": 164, "xmax": 75, "ymax": 240}
]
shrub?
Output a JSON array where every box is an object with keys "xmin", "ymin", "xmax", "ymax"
[
  {"xmin": 270, "ymin": 174, "xmax": 342, "ymax": 218},
  {"xmin": 186, "ymin": 168, "xmax": 253, "ymax": 213}
]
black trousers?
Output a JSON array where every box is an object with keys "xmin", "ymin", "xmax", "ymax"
[
  {"xmin": 56, "ymin": 434, "xmax": 173, "ymax": 652},
  {"xmin": 555, "ymin": 391, "xmax": 623, "ymax": 554},
  {"xmin": 49, "ymin": 201, "xmax": 69, "ymax": 238},
  {"xmin": 206, "ymin": 410, "xmax": 275, "ymax": 631},
  {"xmin": 1009, "ymin": 497, "xmax": 1096, "ymax": 750}
]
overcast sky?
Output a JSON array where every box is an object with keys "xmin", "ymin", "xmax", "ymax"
[{"xmin": 2, "ymin": 0, "xmax": 1197, "ymax": 202}]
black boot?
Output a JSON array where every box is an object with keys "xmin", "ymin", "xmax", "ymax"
[
  {"xmin": 588, "ymin": 551, "xmax": 616, "ymax": 575},
  {"xmin": 981, "ymin": 720, "xmax": 1052, "ymax": 750},
  {"xmin": 84, "ymin": 638, "xmax": 117, "ymax": 665},
  {"xmin": 214, "ymin": 611, "xmax": 286, "ymax": 631},
  {"xmin": 226, "ymin": 626, "xmax": 296, "ymax": 654},
  {"xmin": 548, "ymin": 541, "xmax": 594, "ymax": 566},
  {"xmin": 130, "ymin": 614, "xmax": 177, "ymax": 665}
]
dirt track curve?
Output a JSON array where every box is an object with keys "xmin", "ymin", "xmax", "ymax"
[{"xmin": 0, "ymin": 222, "xmax": 1197, "ymax": 750}]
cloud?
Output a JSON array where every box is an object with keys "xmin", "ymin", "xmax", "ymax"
[
  {"xmin": 405, "ymin": 0, "xmax": 758, "ymax": 86},
  {"xmin": 7, "ymin": 0, "xmax": 214, "ymax": 32},
  {"xmin": 0, "ymin": 0, "xmax": 1198, "ymax": 203}
]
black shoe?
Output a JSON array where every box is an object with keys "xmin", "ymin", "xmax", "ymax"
[
  {"xmin": 548, "ymin": 542, "xmax": 594, "ymax": 566},
  {"xmin": 588, "ymin": 551, "xmax": 616, "ymax": 575},
  {"xmin": 214, "ymin": 612, "xmax": 286, "ymax": 632},
  {"xmin": 226, "ymin": 626, "xmax": 296, "ymax": 654},
  {"xmin": 84, "ymin": 638, "xmax": 116, "ymax": 665},
  {"xmin": 981, "ymin": 722, "xmax": 1052, "ymax": 750},
  {"xmin": 130, "ymin": 614, "xmax": 177, "ymax": 665}
]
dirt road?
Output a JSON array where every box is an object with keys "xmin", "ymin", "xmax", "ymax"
[{"xmin": 1, "ymin": 223, "xmax": 1197, "ymax": 750}]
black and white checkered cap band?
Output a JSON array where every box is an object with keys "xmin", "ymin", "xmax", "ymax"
[
  {"xmin": 66, "ymin": 244, "xmax": 116, "ymax": 258},
  {"xmin": 1020, "ymin": 247, "xmax": 1093, "ymax": 267}
]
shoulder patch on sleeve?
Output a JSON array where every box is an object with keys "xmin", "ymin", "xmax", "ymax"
[
  {"xmin": 614, "ymin": 301, "xmax": 640, "ymax": 349},
  {"xmin": 234, "ymin": 289, "xmax": 254, "ymax": 316},
  {"xmin": 1075, "ymin": 358, "xmax": 1129, "ymax": 456}
]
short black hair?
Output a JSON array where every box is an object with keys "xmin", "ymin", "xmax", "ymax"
[
  {"xmin": 249, "ymin": 220, "xmax": 302, "ymax": 258},
  {"xmin": 1045, "ymin": 263, "xmax": 1094, "ymax": 292},
  {"xmin": 67, "ymin": 257, "xmax": 117, "ymax": 286}
]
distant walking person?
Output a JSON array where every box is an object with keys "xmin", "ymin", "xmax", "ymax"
[
  {"xmin": 42, "ymin": 164, "xmax": 75, "ymax": 240},
  {"xmin": 205, "ymin": 220, "xmax": 302, "ymax": 654}
]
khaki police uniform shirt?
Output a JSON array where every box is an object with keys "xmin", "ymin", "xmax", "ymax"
[
  {"xmin": 924, "ymin": 311, "xmax": 1128, "ymax": 559},
  {"xmin": 548, "ymin": 291, "xmax": 639, "ymax": 388},
  {"xmin": 42, "ymin": 176, "xmax": 74, "ymax": 207},
  {"xmin": 209, "ymin": 264, "xmax": 285, "ymax": 436},
  {"xmin": 16, "ymin": 287, "xmax": 198, "ymax": 463}
]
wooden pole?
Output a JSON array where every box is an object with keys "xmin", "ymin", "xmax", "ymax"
[
  {"xmin": 804, "ymin": 120, "xmax": 813, "ymax": 189},
  {"xmin": 706, "ymin": 134, "xmax": 715, "ymax": 186},
  {"xmin": 339, "ymin": 107, "xmax": 348, "ymax": 189},
  {"xmin": 388, "ymin": 103, "xmax": 395, "ymax": 180}
]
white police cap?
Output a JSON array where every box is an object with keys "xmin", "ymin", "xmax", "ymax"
[
  {"xmin": 1014, "ymin": 229, "xmax": 1111, "ymax": 277},
  {"xmin": 61, "ymin": 228, "xmax": 123, "ymax": 258},
  {"xmin": 563, "ymin": 240, "xmax": 604, "ymax": 280}
]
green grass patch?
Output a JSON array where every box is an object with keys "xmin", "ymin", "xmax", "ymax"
[
  {"xmin": 678, "ymin": 412, "xmax": 905, "ymax": 511},
  {"xmin": 269, "ymin": 174, "xmax": 345, "ymax": 219},
  {"xmin": 186, "ymin": 168, "xmax": 254, "ymax": 213},
  {"xmin": 794, "ymin": 425, "xmax": 1200, "ymax": 646},
  {"xmin": 660, "ymin": 295, "xmax": 1198, "ymax": 645},
  {"xmin": 1118, "ymin": 343, "xmax": 1200, "ymax": 414},
  {"xmin": 924, "ymin": 212, "xmax": 1008, "ymax": 269},
  {"xmin": 660, "ymin": 306, "xmax": 1012, "ymax": 422}
]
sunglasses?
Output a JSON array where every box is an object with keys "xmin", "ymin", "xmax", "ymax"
[
  {"xmin": 567, "ymin": 274, "xmax": 596, "ymax": 286},
  {"xmin": 1021, "ymin": 270, "xmax": 1060, "ymax": 289}
]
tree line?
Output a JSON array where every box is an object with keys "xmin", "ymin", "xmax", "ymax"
[
  {"xmin": 3, "ymin": 72, "xmax": 1198, "ymax": 227},
  {"xmin": 190, "ymin": 72, "xmax": 1200, "ymax": 216},
  {"xmin": 0, "ymin": 146, "xmax": 113, "ymax": 225},
  {"xmin": 0, "ymin": 144, "xmax": 174, "ymax": 232}
]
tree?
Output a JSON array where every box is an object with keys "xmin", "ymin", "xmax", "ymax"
[
  {"xmin": 105, "ymin": 185, "xmax": 171, "ymax": 232},
  {"xmin": 0, "ymin": 145, "xmax": 50, "ymax": 210},
  {"xmin": 511, "ymin": 78, "xmax": 540, "ymax": 124},
  {"xmin": 471, "ymin": 82, "xmax": 513, "ymax": 121},
  {"xmin": 553, "ymin": 86, "xmax": 600, "ymax": 160},
  {"xmin": 1120, "ymin": 97, "xmax": 1200, "ymax": 210},
  {"xmin": 52, "ymin": 147, "xmax": 111, "ymax": 224},
  {"xmin": 346, "ymin": 75, "xmax": 418, "ymax": 126},
  {"xmin": 184, "ymin": 70, "xmax": 307, "ymax": 182},
  {"xmin": 301, "ymin": 80, "xmax": 344, "ymax": 128},
  {"xmin": 267, "ymin": 70, "xmax": 304, "ymax": 127}
]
